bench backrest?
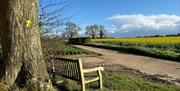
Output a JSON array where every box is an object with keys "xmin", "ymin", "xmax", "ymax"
[{"xmin": 52, "ymin": 56, "xmax": 83, "ymax": 81}]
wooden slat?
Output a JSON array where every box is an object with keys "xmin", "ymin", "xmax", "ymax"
[
  {"xmin": 84, "ymin": 77, "xmax": 100, "ymax": 84},
  {"xmin": 69, "ymin": 62, "xmax": 73, "ymax": 77},
  {"xmin": 72, "ymin": 62, "xmax": 75, "ymax": 77},
  {"xmin": 75, "ymin": 63, "xmax": 80, "ymax": 80},
  {"xmin": 83, "ymin": 67, "xmax": 104, "ymax": 73},
  {"xmin": 68, "ymin": 61, "xmax": 71, "ymax": 77},
  {"xmin": 72, "ymin": 62, "xmax": 76, "ymax": 78},
  {"xmin": 64, "ymin": 61, "xmax": 68, "ymax": 76},
  {"xmin": 54, "ymin": 56, "xmax": 78, "ymax": 62}
]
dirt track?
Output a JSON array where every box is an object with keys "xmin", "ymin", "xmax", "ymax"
[{"xmin": 76, "ymin": 45, "xmax": 180, "ymax": 82}]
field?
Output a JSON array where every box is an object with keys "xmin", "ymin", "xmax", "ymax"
[
  {"xmin": 92, "ymin": 37, "xmax": 180, "ymax": 44},
  {"xmin": 90, "ymin": 37, "xmax": 180, "ymax": 61}
]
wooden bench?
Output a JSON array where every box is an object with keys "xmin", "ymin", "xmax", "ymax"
[{"xmin": 51, "ymin": 56, "xmax": 104, "ymax": 91}]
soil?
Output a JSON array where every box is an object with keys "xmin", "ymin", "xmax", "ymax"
[{"xmin": 74, "ymin": 45, "xmax": 180, "ymax": 85}]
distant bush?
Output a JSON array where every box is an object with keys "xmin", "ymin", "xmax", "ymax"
[{"xmin": 68, "ymin": 37, "xmax": 90, "ymax": 44}]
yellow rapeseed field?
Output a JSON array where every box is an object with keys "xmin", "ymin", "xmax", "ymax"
[{"xmin": 91, "ymin": 37, "xmax": 180, "ymax": 44}]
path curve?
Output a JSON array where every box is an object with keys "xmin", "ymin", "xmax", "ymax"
[{"xmin": 76, "ymin": 45, "xmax": 180, "ymax": 80}]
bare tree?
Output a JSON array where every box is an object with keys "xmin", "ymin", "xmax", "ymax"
[
  {"xmin": 99, "ymin": 25, "xmax": 106, "ymax": 38},
  {"xmin": 85, "ymin": 24, "xmax": 98, "ymax": 39},
  {"xmin": 0, "ymin": 0, "xmax": 52, "ymax": 90},
  {"xmin": 64, "ymin": 22, "xmax": 80, "ymax": 38},
  {"xmin": 39, "ymin": 0, "xmax": 70, "ymax": 37},
  {"xmin": 85, "ymin": 24, "xmax": 106, "ymax": 39}
]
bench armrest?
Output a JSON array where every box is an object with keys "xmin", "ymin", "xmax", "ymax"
[{"xmin": 83, "ymin": 67, "xmax": 104, "ymax": 73}]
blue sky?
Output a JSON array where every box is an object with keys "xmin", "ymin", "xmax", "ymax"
[
  {"xmin": 40, "ymin": 0, "xmax": 179, "ymax": 37},
  {"xmin": 70, "ymin": 0, "xmax": 179, "ymax": 24},
  {"xmin": 67, "ymin": 0, "xmax": 180, "ymax": 37}
]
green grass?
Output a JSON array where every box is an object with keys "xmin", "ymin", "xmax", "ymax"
[
  {"xmin": 103, "ymin": 72, "xmax": 180, "ymax": 91},
  {"xmin": 55, "ymin": 71, "xmax": 180, "ymax": 91},
  {"xmin": 87, "ymin": 42, "xmax": 180, "ymax": 61},
  {"xmin": 61, "ymin": 45, "xmax": 92, "ymax": 55},
  {"xmin": 41, "ymin": 38, "xmax": 93, "ymax": 61}
]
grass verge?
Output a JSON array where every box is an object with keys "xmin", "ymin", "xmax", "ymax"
[
  {"xmin": 55, "ymin": 71, "xmax": 180, "ymax": 91},
  {"xmin": 41, "ymin": 38, "xmax": 93, "ymax": 61},
  {"xmin": 85, "ymin": 43, "xmax": 180, "ymax": 62}
]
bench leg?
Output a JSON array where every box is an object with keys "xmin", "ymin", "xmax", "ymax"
[
  {"xmin": 81, "ymin": 82, "xmax": 85, "ymax": 91},
  {"xmin": 99, "ymin": 78, "xmax": 103, "ymax": 89},
  {"xmin": 98, "ymin": 70, "xmax": 103, "ymax": 90}
]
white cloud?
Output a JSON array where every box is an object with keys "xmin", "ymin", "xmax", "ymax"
[{"xmin": 107, "ymin": 14, "xmax": 180, "ymax": 37}]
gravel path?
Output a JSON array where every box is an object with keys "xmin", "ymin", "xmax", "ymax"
[{"xmin": 76, "ymin": 45, "xmax": 180, "ymax": 81}]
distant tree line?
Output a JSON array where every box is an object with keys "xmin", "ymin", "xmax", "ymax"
[
  {"xmin": 137, "ymin": 33, "xmax": 180, "ymax": 38},
  {"xmin": 62, "ymin": 23, "xmax": 107, "ymax": 39}
]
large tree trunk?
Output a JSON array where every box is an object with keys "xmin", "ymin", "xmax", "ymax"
[{"xmin": 0, "ymin": 0, "xmax": 52, "ymax": 90}]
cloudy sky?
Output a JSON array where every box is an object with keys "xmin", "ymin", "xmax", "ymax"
[{"xmin": 70, "ymin": 0, "xmax": 180, "ymax": 37}]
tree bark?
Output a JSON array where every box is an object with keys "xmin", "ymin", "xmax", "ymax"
[{"xmin": 0, "ymin": 0, "xmax": 52, "ymax": 90}]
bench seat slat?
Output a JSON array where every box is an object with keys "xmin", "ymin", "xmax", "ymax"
[{"xmin": 84, "ymin": 77, "xmax": 100, "ymax": 84}]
